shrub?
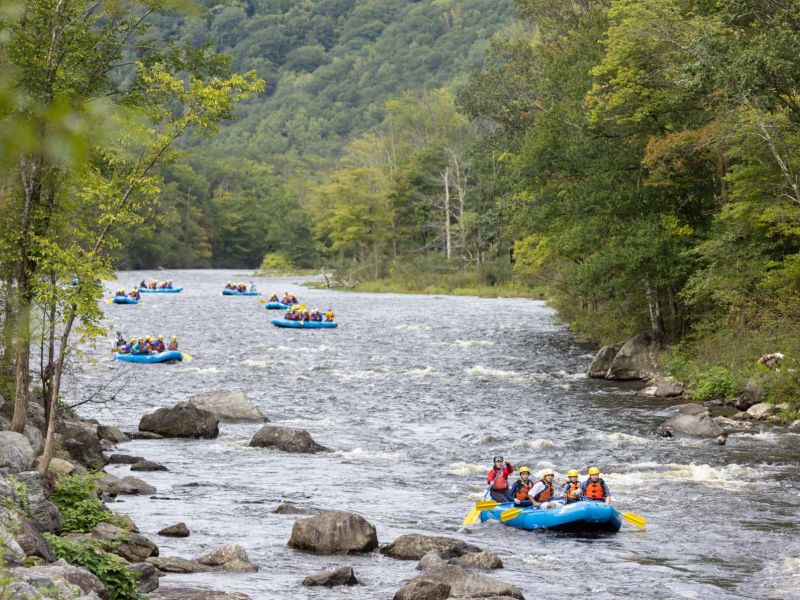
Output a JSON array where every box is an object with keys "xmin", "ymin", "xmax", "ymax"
[
  {"xmin": 49, "ymin": 474, "xmax": 124, "ymax": 533},
  {"xmin": 691, "ymin": 366, "xmax": 735, "ymax": 401},
  {"xmin": 4, "ymin": 476, "xmax": 31, "ymax": 517},
  {"xmin": 44, "ymin": 535, "xmax": 143, "ymax": 600},
  {"xmin": 259, "ymin": 252, "xmax": 294, "ymax": 271}
]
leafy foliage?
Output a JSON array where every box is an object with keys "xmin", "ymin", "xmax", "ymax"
[
  {"xmin": 49, "ymin": 475, "xmax": 124, "ymax": 534},
  {"xmin": 44, "ymin": 535, "xmax": 143, "ymax": 600}
]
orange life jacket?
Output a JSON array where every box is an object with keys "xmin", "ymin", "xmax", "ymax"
[
  {"xmin": 167, "ymin": 341, "xmax": 178, "ymax": 351},
  {"xmin": 532, "ymin": 479, "xmax": 554, "ymax": 502},
  {"xmin": 562, "ymin": 480, "xmax": 581, "ymax": 500},
  {"xmin": 514, "ymin": 480, "xmax": 533, "ymax": 501},
  {"xmin": 583, "ymin": 478, "xmax": 607, "ymax": 501}
]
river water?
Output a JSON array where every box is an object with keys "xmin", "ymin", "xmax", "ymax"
[{"xmin": 67, "ymin": 270, "xmax": 800, "ymax": 599}]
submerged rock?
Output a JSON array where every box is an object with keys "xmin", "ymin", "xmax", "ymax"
[
  {"xmin": 131, "ymin": 460, "xmax": 168, "ymax": 472},
  {"xmin": 302, "ymin": 566, "xmax": 359, "ymax": 587},
  {"xmin": 138, "ymin": 402, "xmax": 219, "ymax": 439},
  {"xmin": 274, "ymin": 502, "xmax": 321, "ymax": 516},
  {"xmin": 606, "ymin": 334, "xmax": 657, "ymax": 381},
  {"xmin": 665, "ymin": 403, "xmax": 708, "ymax": 416},
  {"xmin": 189, "ymin": 390, "xmax": 265, "ymax": 421},
  {"xmin": 288, "ymin": 511, "xmax": 377, "ymax": 554},
  {"xmin": 381, "ymin": 534, "xmax": 481, "ymax": 561},
  {"xmin": 148, "ymin": 588, "xmax": 251, "ymax": 600},
  {"xmin": 194, "ymin": 543, "xmax": 258, "ymax": 572},
  {"xmin": 249, "ymin": 425, "xmax": 326, "ymax": 453},
  {"xmin": 588, "ymin": 344, "xmax": 621, "ymax": 378}
]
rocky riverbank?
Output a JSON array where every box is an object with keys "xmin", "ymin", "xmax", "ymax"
[
  {"xmin": 0, "ymin": 388, "xmax": 527, "ymax": 599},
  {"xmin": 588, "ymin": 333, "xmax": 800, "ymax": 443}
]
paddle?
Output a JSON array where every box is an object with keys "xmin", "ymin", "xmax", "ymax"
[
  {"xmin": 577, "ymin": 495, "xmax": 647, "ymax": 529},
  {"xmin": 499, "ymin": 496, "xmax": 564, "ymax": 522},
  {"xmin": 181, "ymin": 352, "xmax": 193, "ymax": 362},
  {"xmin": 463, "ymin": 465, "xmax": 506, "ymax": 526}
]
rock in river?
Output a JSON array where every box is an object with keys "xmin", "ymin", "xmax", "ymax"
[
  {"xmin": 194, "ymin": 543, "xmax": 258, "ymax": 572},
  {"xmin": 158, "ymin": 522, "xmax": 190, "ymax": 537},
  {"xmin": 149, "ymin": 589, "xmax": 251, "ymax": 600},
  {"xmin": 288, "ymin": 511, "xmax": 378, "ymax": 554},
  {"xmin": 303, "ymin": 566, "xmax": 360, "ymax": 587},
  {"xmin": 588, "ymin": 344, "xmax": 621, "ymax": 378},
  {"xmin": 138, "ymin": 402, "xmax": 219, "ymax": 438},
  {"xmin": 249, "ymin": 425, "xmax": 326, "ymax": 453},
  {"xmin": 395, "ymin": 565, "xmax": 523, "ymax": 599},
  {"xmin": 657, "ymin": 413, "xmax": 726, "ymax": 444},
  {"xmin": 189, "ymin": 389, "xmax": 265, "ymax": 421},
  {"xmin": 381, "ymin": 534, "xmax": 481, "ymax": 561}
]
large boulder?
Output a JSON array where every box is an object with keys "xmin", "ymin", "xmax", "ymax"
[
  {"xmin": 188, "ymin": 390, "xmax": 265, "ymax": 421},
  {"xmin": 0, "ymin": 431, "xmax": 35, "ymax": 472},
  {"xmin": 131, "ymin": 460, "xmax": 168, "ymax": 472},
  {"xmin": 107, "ymin": 454, "xmax": 144, "ymax": 465},
  {"xmin": 194, "ymin": 543, "xmax": 258, "ymax": 572},
  {"xmin": 382, "ymin": 534, "xmax": 482, "ymax": 561},
  {"xmin": 148, "ymin": 588, "xmax": 251, "ymax": 600},
  {"xmin": 288, "ymin": 511, "xmax": 377, "ymax": 554},
  {"xmin": 641, "ymin": 376, "xmax": 684, "ymax": 397},
  {"xmin": 96, "ymin": 425, "xmax": 130, "ymax": 444},
  {"xmin": 138, "ymin": 402, "xmax": 219, "ymax": 439},
  {"xmin": 11, "ymin": 560, "xmax": 105, "ymax": 597},
  {"xmin": 588, "ymin": 344, "xmax": 621, "ymax": 378},
  {"xmin": 450, "ymin": 550, "xmax": 503, "ymax": 570},
  {"xmin": 61, "ymin": 422, "xmax": 106, "ymax": 468},
  {"xmin": 734, "ymin": 379, "xmax": 765, "ymax": 411},
  {"xmin": 97, "ymin": 474, "xmax": 156, "ymax": 496},
  {"xmin": 249, "ymin": 425, "xmax": 326, "ymax": 453},
  {"xmin": 92, "ymin": 522, "xmax": 159, "ymax": 562},
  {"xmin": 303, "ymin": 566, "xmax": 360, "ymax": 587},
  {"xmin": 606, "ymin": 334, "xmax": 657, "ymax": 381},
  {"xmin": 395, "ymin": 565, "xmax": 523, "ymax": 599},
  {"xmin": 657, "ymin": 413, "xmax": 726, "ymax": 444},
  {"xmin": 15, "ymin": 513, "xmax": 56, "ymax": 562},
  {"xmin": 15, "ymin": 471, "xmax": 62, "ymax": 533}
]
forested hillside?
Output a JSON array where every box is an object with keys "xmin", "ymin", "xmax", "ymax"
[{"xmin": 120, "ymin": 0, "xmax": 516, "ymax": 268}]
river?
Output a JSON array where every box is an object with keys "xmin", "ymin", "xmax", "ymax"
[{"xmin": 66, "ymin": 270, "xmax": 800, "ymax": 599}]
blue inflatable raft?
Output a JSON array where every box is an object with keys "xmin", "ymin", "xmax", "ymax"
[
  {"xmin": 113, "ymin": 350, "xmax": 182, "ymax": 364},
  {"xmin": 271, "ymin": 318, "xmax": 337, "ymax": 329},
  {"xmin": 139, "ymin": 287, "xmax": 183, "ymax": 293},
  {"xmin": 480, "ymin": 501, "xmax": 621, "ymax": 533},
  {"xmin": 112, "ymin": 297, "xmax": 139, "ymax": 304},
  {"xmin": 222, "ymin": 289, "xmax": 260, "ymax": 296},
  {"xmin": 265, "ymin": 302, "xmax": 289, "ymax": 309}
]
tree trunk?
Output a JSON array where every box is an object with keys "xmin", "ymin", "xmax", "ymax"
[
  {"xmin": 442, "ymin": 166, "xmax": 451, "ymax": 260},
  {"xmin": 645, "ymin": 281, "xmax": 665, "ymax": 348}
]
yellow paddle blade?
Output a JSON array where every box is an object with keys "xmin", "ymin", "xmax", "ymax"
[
  {"xmin": 499, "ymin": 508, "xmax": 521, "ymax": 522},
  {"xmin": 475, "ymin": 500, "xmax": 499, "ymax": 511},
  {"xmin": 181, "ymin": 353, "xmax": 193, "ymax": 362},
  {"xmin": 258, "ymin": 299, "xmax": 267, "ymax": 304},
  {"xmin": 620, "ymin": 511, "xmax": 646, "ymax": 528},
  {"xmin": 105, "ymin": 298, "xmax": 113, "ymax": 304},
  {"xmin": 463, "ymin": 506, "xmax": 481, "ymax": 526}
]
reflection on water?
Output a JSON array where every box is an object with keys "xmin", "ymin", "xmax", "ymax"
[{"xmin": 66, "ymin": 270, "xmax": 800, "ymax": 599}]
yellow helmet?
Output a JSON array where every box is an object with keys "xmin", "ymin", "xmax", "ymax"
[
  {"xmin": 588, "ymin": 467, "xmax": 601, "ymax": 475},
  {"xmin": 146, "ymin": 337, "xmax": 152, "ymax": 342},
  {"xmin": 567, "ymin": 469, "xmax": 580, "ymax": 478},
  {"xmin": 542, "ymin": 468, "xmax": 555, "ymax": 477},
  {"xmin": 518, "ymin": 466, "xmax": 531, "ymax": 474},
  {"xmin": 158, "ymin": 335, "xmax": 163, "ymax": 339},
  {"xmin": 129, "ymin": 338, "xmax": 135, "ymax": 343},
  {"xmin": 170, "ymin": 335, "xmax": 177, "ymax": 339}
]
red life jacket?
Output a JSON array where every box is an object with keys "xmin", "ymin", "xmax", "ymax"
[
  {"xmin": 167, "ymin": 341, "xmax": 178, "ymax": 351},
  {"xmin": 514, "ymin": 480, "xmax": 533, "ymax": 501},
  {"xmin": 488, "ymin": 466, "xmax": 510, "ymax": 491},
  {"xmin": 154, "ymin": 341, "xmax": 165, "ymax": 352},
  {"xmin": 532, "ymin": 479, "xmax": 554, "ymax": 502},
  {"xmin": 562, "ymin": 480, "xmax": 581, "ymax": 500},
  {"xmin": 584, "ymin": 478, "xmax": 607, "ymax": 500}
]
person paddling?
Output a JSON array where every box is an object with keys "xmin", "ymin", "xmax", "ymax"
[
  {"xmin": 486, "ymin": 456, "xmax": 514, "ymax": 502},
  {"xmin": 581, "ymin": 467, "xmax": 611, "ymax": 504},
  {"xmin": 508, "ymin": 466, "xmax": 533, "ymax": 507},
  {"xmin": 167, "ymin": 335, "xmax": 179, "ymax": 351},
  {"xmin": 153, "ymin": 335, "xmax": 165, "ymax": 353},
  {"xmin": 561, "ymin": 469, "xmax": 582, "ymax": 503},
  {"xmin": 530, "ymin": 468, "xmax": 558, "ymax": 509}
]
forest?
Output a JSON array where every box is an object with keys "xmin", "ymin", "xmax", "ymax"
[{"xmin": 2, "ymin": 0, "xmax": 799, "ymax": 413}]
